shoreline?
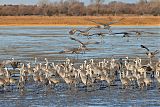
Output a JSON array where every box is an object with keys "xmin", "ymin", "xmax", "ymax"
[
  {"xmin": 0, "ymin": 24, "xmax": 159, "ymax": 27},
  {"xmin": 0, "ymin": 16, "xmax": 159, "ymax": 26}
]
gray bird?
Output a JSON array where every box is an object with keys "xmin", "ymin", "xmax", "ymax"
[
  {"xmin": 111, "ymin": 32, "xmax": 133, "ymax": 37},
  {"xmin": 69, "ymin": 26, "xmax": 96, "ymax": 35},
  {"xmin": 87, "ymin": 18, "xmax": 125, "ymax": 33},
  {"xmin": 140, "ymin": 45, "xmax": 159, "ymax": 64},
  {"xmin": 70, "ymin": 37, "xmax": 100, "ymax": 53}
]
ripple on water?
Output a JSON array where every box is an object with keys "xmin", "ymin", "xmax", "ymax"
[{"xmin": 0, "ymin": 26, "xmax": 160, "ymax": 106}]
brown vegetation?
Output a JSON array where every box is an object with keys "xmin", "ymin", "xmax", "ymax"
[
  {"xmin": 0, "ymin": 16, "xmax": 159, "ymax": 26},
  {"xmin": 0, "ymin": 0, "xmax": 159, "ymax": 16},
  {"xmin": 0, "ymin": 0, "xmax": 159, "ymax": 26}
]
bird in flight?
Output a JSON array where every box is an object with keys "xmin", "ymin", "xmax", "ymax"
[
  {"xmin": 87, "ymin": 17, "xmax": 125, "ymax": 33},
  {"xmin": 69, "ymin": 26, "xmax": 96, "ymax": 35},
  {"xmin": 59, "ymin": 37, "xmax": 100, "ymax": 54},
  {"xmin": 140, "ymin": 45, "xmax": 159, "ymax": 64},
  {"xmin": 70, "ymin": 37, "xmax": 100, "ymax": 52},
  {"xmin": 111, "ymin": 32, "xmax": 133, "ymax": 37},
  {"xmin": 129, "ymin": 30, "xmax": 160, "ymax": 37}
]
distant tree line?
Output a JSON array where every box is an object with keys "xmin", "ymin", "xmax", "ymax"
[{"xmin": 0, "ymin": 0, "xmax": 159, "ymax": 16}]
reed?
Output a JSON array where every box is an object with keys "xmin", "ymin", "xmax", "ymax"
[{"xmin": 0, "ymin": 16, "xmax": 159, "ymax": 26}]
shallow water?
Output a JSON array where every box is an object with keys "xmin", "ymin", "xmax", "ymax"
[
  {"xmin": 0, "ymin": 26, "xmax": 160, "ymax": 61},
  {"xmin": 0, "ymin": 85, "xmax": 160, "ymax": 107},
  {"xmin": 0, "ymin": 26, "xmax": 160, "ymax": 107}
]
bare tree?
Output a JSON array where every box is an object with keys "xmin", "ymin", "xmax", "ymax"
[
  {"xmin": 38, "ymin": 0, "xmax": 50, "ymax": 6},
  {"xmin": 138, "ymin": 0, "xmax": 148, "ymax": 4},
  {"xmin": 68, "ymin": 2, "xmax": 85, "ymax": 16},
  {"xmin": 90, "ymin": 0, "xmax": 105, "ymax": 15},
  {"xmin": 0, "ymin": 0, "xmax": 159, "ymax": 16},
  {"xmin": 37, "ymin": 0, "xmax": 51, "ymax": 15}
]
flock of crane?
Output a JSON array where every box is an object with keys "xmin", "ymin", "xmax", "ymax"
[
  {"xmin": 0, "ymin": 56, "xmax": 160, "ymax": 92},
  {"xmin": 0, "ymin": 17, "xmax": 160, "ymax": 93},
  {"xmin": 59, "ymin": 17, "xmax": 159, "ymax": 55}
]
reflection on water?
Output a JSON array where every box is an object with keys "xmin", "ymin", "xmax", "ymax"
[
  {"xmin": 0, "ymin": 86, "xmax": 160, "ymax": 107},
  {"xmin": 0, "ymin": 26, "xmax": 160, "ymax": 107}
]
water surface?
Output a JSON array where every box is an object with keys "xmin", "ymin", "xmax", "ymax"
[{"xmin": 0, "ymin": 26, "xmax": 160, "ymax": 107}]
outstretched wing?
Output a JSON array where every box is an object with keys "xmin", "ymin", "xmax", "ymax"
[
  {"xmin": 129, "ymin": 30, "xmax": 144, "ymax": 33},
  {"xmin": 84, "ymin": 26, "xmax": 96, "ymax": 32},
  {"xmin": 153, "ymin": 50, "xmax": 159, "ymax": 55},
  {"xmin": 59, "ymin": 48, "xmax": 77, "ymax": 54},
  {"xmin": 69, "ymin": 29, "xmax": 78, "ymax": 35},
  {"xmin": 129, "ymin": 30, "xmax": 160, "ymax": 35},
  {"xmin": 1, "ymin": 60, "xmax": 11, "ymax": 65},
  {"xmin": 111, "ymin": 32, "xmax": 132, "ymax": 35},
  {"xmin": 0, "ymin": 60, "xmax": 10, "ymax": 68},
  {"xmin": 140, "ymin": 45, "xmax": 150, "ymax": 51},
  {"xmin": 142, "ymin": 31, "xmax": 160, "ymax": 34},
  {"xmin": 92, "ymin": 32, "xmax": 109, "ymax": 35},
  {"xmin": 88, "ymin": 19, "xmax": 105, "ymax": 25},
  {"xmin": 91, "ymin": 32, "xmax": 109, "ymax": 37},
  {"xmin": 84, "ymin": 41, "xmax": 101, "ymax": 45},
  {"xmin": 70, "ymin": 37, "xmax": 85, "ymax": 46},
  {"xmin": 107, "ymin": 18, "xmax": 125, "ymax": 25},
  {"xmin": 107, "ymin": 21, "xmax": 119, "ymax": 25}
]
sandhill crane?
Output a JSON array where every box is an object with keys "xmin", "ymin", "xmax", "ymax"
[
  {"xmin": 0, "ymin": 60, "xmax": 12, "ymax": 69},
  {"xmin": 102, "ymin": 74, "xmax": 115, "ymax": 87},
  {"xmin": 2, "ymin": 68, "xmax": 16, "ymax": 86},
  {"xmin": 143, "ymin": 70, "xmax": 152, "ymax": 89},
  {"xmin": 140, "ymin": 45, "xmax": 159, "ymax": 64},
  {"xmin": 1, "ymin": 56, "xmax": 160, "ymax": 91},
  {"xmin": 59, "ymin": 37, "xmax": 100, "ymax": 55},
  {"xmin": 56, "ymin": 65, "xmax": 66, "ymax": 79},
  {"xmin": 0, "ymin": 68, "xmax": 6, "ymax": 76},
  {"xmin": 70, "ymin": 37, "xmax": 88, "ymax": 53},
  {"xmin": 69, "ymin": 27, "xmax": 99, "ymax": 39},
  {"xmin": 0, "ymin": 78, "xmax": 6, "ymax": 88},
  {"xmin": 78, "ymin": 69, "xmax": 92, "ymax": 87},
  {"xmin": 156, "ymin": 60, "xmax": 160, "ymax": 74},
  {"xmin": 0, "ymin": 62, "xmax": 5, "ymax": 69},
  {"xmin": 92, "ymin": 32, "xmax": 109, "ymax": 38},
  {"xmin": 70, "ymin": 37, "xmax": 100, "ymax": 50},
  {"xmin": 26, "ymin": 62, "xmax": 34, "ymax": 76},
  {"xmin": 136, "ymin": 64, "xmax": 153, "ymax": 89},
  {"xmin": 59, "ymin": 47, "xmax": 84, "ymax": 55},
  {"xmin": 48, "ymin": 77, "xmax": 60, "ymax": 87},
  {"xmin": 119, "ymin": 71, "xmax": 130, "ymax": 89},
  {"xmin": 69, "ymin": 26, "xmax": 96, "ymax": 35},
  {"xmin": 155, "ymin": 60, "xmax": 160, "ymax": 87},
  {"xmin": 10, "ymin": 58, "xmax": 21, "ymax": 70},
  {"xmin": 91, "ymin": 32, "xmax": 110, "ymax": 42},
  {"xmin": 129, "ymin": 30, "xmax": 160, "ymax": 37},
  {"xmin": 88, "ymin": 18, "xmax": 125, "ymax": 32},
  {"xmin": 33, "ymin": 73, "xmax": 40, "ymax": 84},
  {"xmin": 111, "ymin": 32, "xmax": 133, "ymax": 37},
  {"xmin": 136, "ymin": 73, "xmax": 145, "ymax": 89},
  {"xmin": 155, "ymin": 71, "xmax": 160, "ymax": 88}
]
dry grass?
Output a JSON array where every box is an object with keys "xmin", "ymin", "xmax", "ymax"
[{"xmin": 0, "ymin": 16, "xmax": 159, "ymax": 26}]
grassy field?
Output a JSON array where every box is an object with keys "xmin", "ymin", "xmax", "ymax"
[{"xmin": 0, "ymin": 16, "xmax": 159, "ymax": 26}]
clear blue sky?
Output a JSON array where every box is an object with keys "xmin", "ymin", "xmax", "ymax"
[{"xmin": 0, "ymin": 0, "xmax": 138, "ymax": 5}]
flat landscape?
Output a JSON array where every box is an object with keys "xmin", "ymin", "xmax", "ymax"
[
  {"xmin": 0, "ymin": 25, "xmax": 160, "ymax": 107},
  {"xmin": 0, "ymin": 16, "xmax": 160, "ymax": 107},
  {"xmin": 0, "ymin": 0, "xmax": 160, "ymax": 106},
  {"xmin": 0, "ymin": 16, "xmax": 159, "ymax": 26}
]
